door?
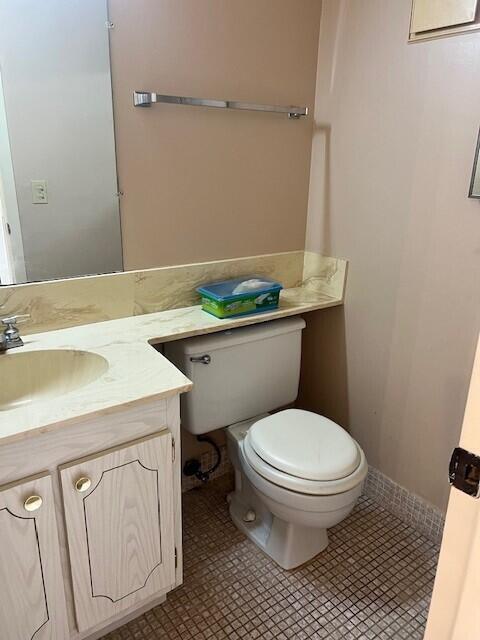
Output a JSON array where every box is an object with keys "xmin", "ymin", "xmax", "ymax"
[
  {"xmin": 424, "ymin": 336, "xmax": 480, "ymax": 638},
  {"xmin": 0, "ymin": 68, "xmax": 26, "ymax": 284},
  {"xmin": 60, "ymin": 431, "xmax": 176, "ymax": 632},
  {"xmin": 0, "ymin": 472, "xmax": 68, "ymax": 640}
]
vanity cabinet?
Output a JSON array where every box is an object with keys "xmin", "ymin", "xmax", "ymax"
[
  {"xmin": 0, "ymin": 395, "xmax": 183, "ymax": 639},
  {"xmin": 60, "ymin": 432, "xmax": 176, "ymax": 632},
  {"xmin": 0, "ymin": 473, "xmax": 68, "ymax": 640}
]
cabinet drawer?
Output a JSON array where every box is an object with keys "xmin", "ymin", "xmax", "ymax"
[
  {"xmin": 60, "ymin": 431, "xmax": 176, "ymax": 632},
  {"xmin": 0, "ymin": 473, "xmax": 68, "ymax": 640}
]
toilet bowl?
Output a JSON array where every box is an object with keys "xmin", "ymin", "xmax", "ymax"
[
  {"xmin": 164, "ymin": 317, "xmax": 368, "ymax": 570},
  {"xmin": 226, "ymin": 409, "xmax": 367, "ymax": 569}
]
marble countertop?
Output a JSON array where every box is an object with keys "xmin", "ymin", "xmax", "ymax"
[{"xmin": 0, "ymin": 285, "xmax": 342, "ymax": 444}]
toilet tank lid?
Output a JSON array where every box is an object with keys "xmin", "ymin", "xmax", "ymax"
[
  {"xmin": 175, "ymin": 317, "xmax": 306, "ymax": 355},
  {"xmin": 247, "ymin": 409, "xmax": 361, "ymax": 482}
]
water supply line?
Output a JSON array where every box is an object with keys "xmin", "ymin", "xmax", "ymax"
[{"xmin": 183, "ymin": 434, "xmax": 221, "ymax": 483}]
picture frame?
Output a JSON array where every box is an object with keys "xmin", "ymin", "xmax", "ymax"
[{"xmin": 469, "ymin": 126, "xmax": 480, "ymax": 198}]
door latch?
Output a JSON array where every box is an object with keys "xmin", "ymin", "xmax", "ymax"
[{"xmin": 449, "ymin": 447, "xmax": 480, "ymax": 498}]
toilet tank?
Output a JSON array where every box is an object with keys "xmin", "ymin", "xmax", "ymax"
[{"xmin": 164, "ymin": 317, "xmax": 306, "ymax": 434}]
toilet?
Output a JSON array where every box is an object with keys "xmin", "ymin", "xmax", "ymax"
[{"xmin": 165, "ymin": 317, "xmax": 367, "ymax": 569}]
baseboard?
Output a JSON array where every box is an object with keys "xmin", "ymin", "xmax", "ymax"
[
  {"xmin": 364, "ymin": 466, "xmax": 445, "ymax": 545},
  {"xmin": 182, "ymin": 451, "xmax": 445, "ymax": 545}
]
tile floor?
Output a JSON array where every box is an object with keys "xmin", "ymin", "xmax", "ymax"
[{"xmin": 103, "ymin": 475, "xmax": 439, "ymax": 640}]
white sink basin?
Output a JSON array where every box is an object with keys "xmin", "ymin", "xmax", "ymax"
[{"xmin": 0, "ymin": 349, "xmax": 109, "ymax": 411}]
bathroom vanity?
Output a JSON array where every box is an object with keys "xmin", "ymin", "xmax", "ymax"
[
  {"xmin": 0, "ymin": 396, "xmax": 183, "ymax": 640},
  {"xmin": 0, "ymin": 324, "xmax": 191, "ymax": 639},
  {"xmin": 0, "ymin": 279, "xmax": 344, "ymax": 640}
]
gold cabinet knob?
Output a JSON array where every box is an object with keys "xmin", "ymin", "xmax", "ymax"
[
  {"xmin": 75, "ymin": 477, "xmax": 92, "ymax": 493},
  {"xmin": 24, "ymin": 495, "xmax": 42, "ymax": 512}
]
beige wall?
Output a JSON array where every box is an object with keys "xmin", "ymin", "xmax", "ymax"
[
  {"xmin": 300, "ymin": 0, "xmax": 480, "ymax": 511},
  {"xmin": 108, "ymin": 0, "xmax": 321, "ymax": 270}
]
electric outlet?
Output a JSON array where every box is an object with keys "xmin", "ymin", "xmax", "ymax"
[{"xmin": 31, "ymin": 179, "xmax": 48, "ymax": 204}]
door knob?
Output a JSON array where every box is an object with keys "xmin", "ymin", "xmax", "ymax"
[
  {"xmin": 24, "ymin": 495, "xmax": 42, "ymax": 512},
  {"xmin": 75, "ymin": 477, "xmax": 92, "ymax": 493}
]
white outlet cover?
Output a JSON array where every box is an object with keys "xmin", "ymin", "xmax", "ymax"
[{"xmin": 31, "ymin": 179, "xmax": 48, "ymax": 204}]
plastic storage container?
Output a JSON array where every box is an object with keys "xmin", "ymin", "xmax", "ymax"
[{"xmin": 197, "ymin": 276, "xmax": 283, "ymax": 319}]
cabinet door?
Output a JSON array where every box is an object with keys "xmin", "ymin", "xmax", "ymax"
[
  {"xmin": 0, "ymin": 473, "xmax": 68, "ymax": 640},
  {"xmin": 60, "ymin": 431, "xmax": 175, "ymax": 632}
]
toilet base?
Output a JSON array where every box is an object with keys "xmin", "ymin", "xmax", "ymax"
[
  {"xmin": 228, "ymin": 479, "xmax": 329, "ymax": 570},
  {"xmin": 225, "ymin": 419, "xmax": 364, "ymax": 570}
]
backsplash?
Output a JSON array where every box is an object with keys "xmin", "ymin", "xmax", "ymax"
[{"xmin": 0, "ymin": 251, "xmax": 347, "ymax": 335}]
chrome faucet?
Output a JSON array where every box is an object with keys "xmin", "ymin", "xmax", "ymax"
[{"xmin": 0, "ymin": 315, "xmax": 30, "ymax": 351}]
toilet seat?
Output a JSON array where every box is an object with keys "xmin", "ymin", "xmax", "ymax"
[{"xmin": 243, "ymin": 409, "xmax": 366, "ymax": 495}]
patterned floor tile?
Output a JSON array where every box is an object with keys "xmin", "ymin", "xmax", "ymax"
[{"xmin": 102, "ymin": 475, "xmax": 439, "ymax": 640}]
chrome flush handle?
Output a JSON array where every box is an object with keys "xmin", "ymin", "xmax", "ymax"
[{"xmin": 189, "ymin": 354, "xmax": 211, "ymax": 365}]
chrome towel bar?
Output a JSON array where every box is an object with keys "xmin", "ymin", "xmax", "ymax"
[{"xmin": 133, "ymin": 91, "xmax": 308, "ymax": 119}]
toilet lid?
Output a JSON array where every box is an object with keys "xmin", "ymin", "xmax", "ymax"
[{"xmin": 247, "ymin": 409, "xmax": 360, "ymax": 481}]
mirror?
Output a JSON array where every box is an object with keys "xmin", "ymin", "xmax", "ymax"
[
  {"xmin": 0, "ymin": 0, "xmax": 123, "ymax": 284},
  {"xmin": 0, "ymin": 1, "xmax": 317, "ymax": 286}
]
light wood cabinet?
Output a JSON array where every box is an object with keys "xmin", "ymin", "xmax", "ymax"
[
  {"xmin": 60, "ymin": 431, "xmax": 176, "ymax": 632},
  {"xmin": 0, "ymin": 396, "xmax": 182, "ymax": 639},
  {"xmin": 0, "ymin": 473, "xmax": 68, "ymax": 640}
]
